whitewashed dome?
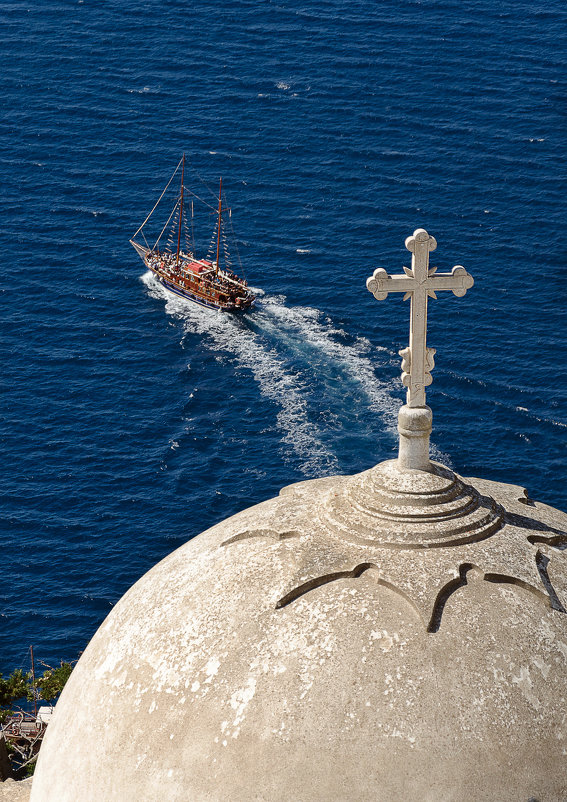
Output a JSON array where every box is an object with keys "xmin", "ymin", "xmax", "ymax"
[{"xmin": 31, "ymin": 231, "xmax": 567, "ymax": 801}]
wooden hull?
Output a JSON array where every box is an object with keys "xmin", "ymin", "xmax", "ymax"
[
  {"xmin": 160, "ymin": 276, "xmax": 253, "ymax": 312},
  {"xmin": 146, "ymin": 259, "xmax": 255, "ymax": 313}
]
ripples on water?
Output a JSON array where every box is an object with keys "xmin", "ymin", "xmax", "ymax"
[{"xmin": 1, "ymin": 0, "xmax": 566, "ymax": 670}]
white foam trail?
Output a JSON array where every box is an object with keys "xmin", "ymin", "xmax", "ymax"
[
  {"xmin": 141, "ymin": 272, "xmax": 338, "ymax": 475},
  {"xmin": 141, "ymin": 273, "xmax": 451, "ymax": 471},
  {"xmin": 255, "ymin": 296, "xmax": 451, "ymax": 465},
  {"xmin": 256, "ymin": 297, "xmax": 401, "ymax": 429}
]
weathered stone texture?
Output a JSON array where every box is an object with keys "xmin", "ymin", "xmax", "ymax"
[
  {"xmin": 30, "ymin": 463, "xmax": 567, "ymax": 801},
  {"xmin": 0, "ymin": 778, "xmax": 32, "ymax": 802}
]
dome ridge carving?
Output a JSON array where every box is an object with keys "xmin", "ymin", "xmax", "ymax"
[{"xmin": 220, "ymin": 468, "xmax": 567, "ymax": 634}]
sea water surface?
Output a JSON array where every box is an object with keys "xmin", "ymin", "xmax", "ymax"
[{"xmin": 1, "ymin": 0, "xmax": 566, "ymax": 672}]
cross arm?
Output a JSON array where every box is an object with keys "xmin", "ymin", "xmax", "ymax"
[
  {"xmin": 427, "ymin": 265, "xmax": 474, "ymax": 297},
  {"xmin": 366, "ymin": 268, "xmax": 416, "ymax": 300}
]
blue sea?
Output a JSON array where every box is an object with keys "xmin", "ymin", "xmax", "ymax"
[{"xmin": 1, "ymin": 0, "xmax": 566, "ymax": 674}]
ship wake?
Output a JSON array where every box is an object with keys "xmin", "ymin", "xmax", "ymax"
[{"xmin": 142, "ymin": 272, "xmax": 422, "ymax": 475}]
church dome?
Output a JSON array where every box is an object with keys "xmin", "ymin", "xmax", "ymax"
[{"xmin": 30, "ymin": 462, "xmax": 567, "ymax": 801}]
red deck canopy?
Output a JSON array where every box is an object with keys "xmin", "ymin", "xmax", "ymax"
[{"xmin": 185, "ymin": 260, "xmax": 213, "ymax": 274}]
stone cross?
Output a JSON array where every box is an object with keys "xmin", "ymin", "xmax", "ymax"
[
  {"xmin": 366, "ymin": 228, "xmax": 474, "ymax": 470},
  {"xmin": 367, "ymin": 228, "xmax": 474, "ymax": 407}
]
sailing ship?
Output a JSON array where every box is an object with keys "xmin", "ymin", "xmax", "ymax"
[{"xmin": 130, "ymin": 156, "xmax": 255, "ymax": 312}]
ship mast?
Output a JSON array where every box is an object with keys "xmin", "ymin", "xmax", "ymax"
[
  {"xmin": 215, "ymin": 178, "xmax": 222, "ymax": 276},
  {"xmin": 176, "ymin": 153, "xmax": 185, "ymax": 267}
]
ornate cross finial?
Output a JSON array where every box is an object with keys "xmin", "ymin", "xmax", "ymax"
[
  {"xmin": 366, "ymin": 229, "xmax": 474, "ymax": 470},
  {"xmin": 367, "ymin": 228, "xmax": 473, "ymax": 407}
]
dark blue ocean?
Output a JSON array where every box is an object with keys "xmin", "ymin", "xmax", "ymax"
[{"xmin": 1, "ymin": 0, "xmax": 566, "ymax": 674}]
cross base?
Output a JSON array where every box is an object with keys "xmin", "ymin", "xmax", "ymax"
[{"xmin": 397, "ymin": 404, "xmax": 433, "ymax": 472}]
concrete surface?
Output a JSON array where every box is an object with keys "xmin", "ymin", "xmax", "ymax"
[{"xmin": 30, "ymin": 459, "xmax": 567, "ymax": 801}]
